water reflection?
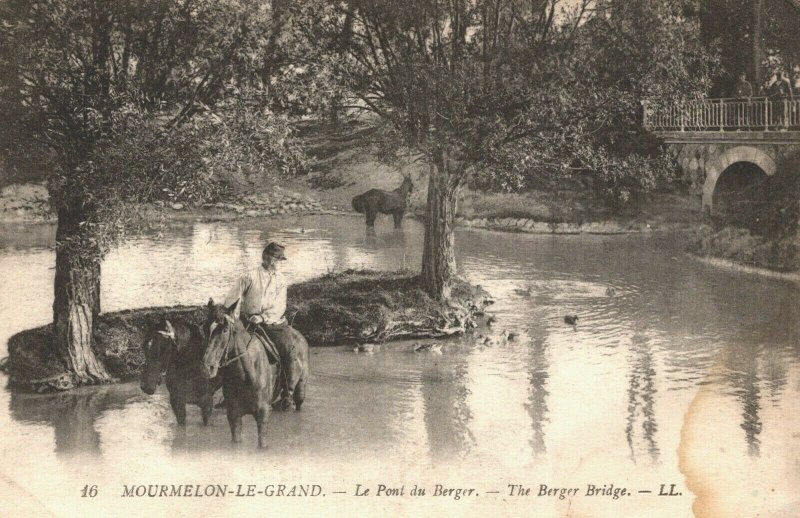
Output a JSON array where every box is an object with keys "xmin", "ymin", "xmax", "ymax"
[
  {"xmin": 625, "ymin": 331, "xmax": 659, "ymax": 464},
  {"xmin": 421, "ymin": 348, "xmax": 474, "ymax": 461},
  {"xmin": 722, "ymin": 342, "xmax": 763, "ymax": 457},
  {"xmin": 525, "ymin": 332, "xmax": 549, "ymax": 457},
  {"xmin": 762, "ymin": 348, "xmax": 788, "ymax": 402},
  {"xmin": 9, "ymin": 386, "xmax": 139, "ymax": 457}
]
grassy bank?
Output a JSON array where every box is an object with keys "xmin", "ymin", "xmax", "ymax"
[
  {"xmin": 3, "ymin": 270, "xmax": 492, "ymax": 393},
  {"xmin": 688, "ymin": 226, "xmax": 800, "ymax": 273}
]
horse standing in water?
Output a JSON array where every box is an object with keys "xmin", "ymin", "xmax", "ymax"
[
  {"xmin": 352, "ymin": 174, "xmax": 413, "ymax": 228},
  {"xmin": 202, "ymin": 299, "xmax": 308, "ymax": 448},
  {"xmin": 140, "ymin": 318, "xmax": 220, "ymax": 426}
]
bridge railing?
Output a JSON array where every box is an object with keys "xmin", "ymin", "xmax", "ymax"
[{"xmin": 642, "ymin": 97, "xmax": 800, "ymax": 131}]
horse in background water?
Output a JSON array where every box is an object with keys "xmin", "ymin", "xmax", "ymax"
[
  {"xmin": 352, "ymin": 174, "xmax": 413, "ymax": 228},
  {"xmin": 140, "ymin": 318, "xmax": 220, "ymax": 425}
]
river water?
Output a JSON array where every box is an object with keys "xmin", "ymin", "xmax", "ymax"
[{"xmin": 0, "ymin": 215, "xmax": 798, "ymax": 517}]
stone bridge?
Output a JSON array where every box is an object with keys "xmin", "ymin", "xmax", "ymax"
[
  {"xmin": 659, "ymin": 131, "xmax": 800, "ymax": 210},
  {"xmin": 643, "ymin": 98, "xmax": 800, "ymax": 211}
]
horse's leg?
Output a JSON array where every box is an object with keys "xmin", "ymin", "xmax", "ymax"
[
  {"xmin": 366, "ymin": 207, "xmax": 377, "ymax": 227},
  {"xmin": 227, "ymin": 406, "xmax": 243, "ymax": 443},
  {"xmin": 200, "ymin": 393, "xmax": 213, "ymax": 426},
  {"xmin": 255, "ymin": 404, "xmax": 271, "ymax": 449},
  {"xmin": 170, "ymin": 394, "xmax": 186, "ymax": 426},
  {"xmin": 392, "ymin": 211, "xmax": 403, "ymax": 228},
  {"xmin": 293, "ymin": 377, "xmax": 306, "ymax": 411}
]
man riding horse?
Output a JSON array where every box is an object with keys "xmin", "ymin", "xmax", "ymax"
[{"xmin": 224, "ymin": 241, "xmax": 298, "ymax": 408}]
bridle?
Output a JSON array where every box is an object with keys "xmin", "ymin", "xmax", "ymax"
[
  {"xmin": 210, "ymin": 320, "xmax": 257, "ymax": 370},
  {"xmin": 147, "ymin": 334, "xmax": 174, "ymax": 380}
]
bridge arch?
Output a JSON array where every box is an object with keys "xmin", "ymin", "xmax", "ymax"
[{"xmin": 702, "ymin": 146, "xmax": 776, "ymax": 211}]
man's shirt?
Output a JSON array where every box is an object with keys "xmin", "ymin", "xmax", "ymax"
[{"xmin": 225, "ymin": 266, "xmax": 287, "ymax": 325}]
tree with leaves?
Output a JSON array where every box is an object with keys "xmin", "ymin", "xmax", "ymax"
[
  {"xmin": 304, "ymin": 0, "xmax": 716, "ymax": 300},
  {"xmin": 0, "ymin": 0, "xmax": 303, "ymax": 384},
  {"xmin": 697, "ymin": 0, "xmax": 800, "ymax": 91}
]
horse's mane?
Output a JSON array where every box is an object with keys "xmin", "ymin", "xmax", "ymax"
[
  {"xmin": 160, "ymin": 318, "xmax": 207, "ymax": 360},
  {"xmin": 187, "ymin": 323, "xmax": 207, "ymax": 358}
]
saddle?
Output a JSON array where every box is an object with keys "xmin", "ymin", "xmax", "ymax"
[
  {"xmin": 249, "ymin": 324, "xmax": 282, "ymax": 366},
  {"xmin": 248, "ymin": 322, "xmax": 295, "ymax": 406}
]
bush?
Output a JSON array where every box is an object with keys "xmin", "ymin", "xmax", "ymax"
[
  {"xmin": 688, "ymin": 225, "xmax": 800, "ymax": 272},
  {"xmin": 470, "ymin": 134, "xmax": 680, "ymax": 215}
]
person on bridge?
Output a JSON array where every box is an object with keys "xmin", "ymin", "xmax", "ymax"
[
  {"xmin": 732, "ymin": 72, "xmax": 754, "ymax": 128},
  {"xmin": 793, "ymin": 68, "xmax": 800, "ymax": 96},
  {"xmin": 768, "ymin": 70, "xmax": 794, "ymax": 128},
  {"xmin": 732, "ymin": 72, "xmax": 753, "ymax": 99}
]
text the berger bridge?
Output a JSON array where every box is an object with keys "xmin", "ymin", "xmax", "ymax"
[{"xmin": 643, "ymin": 97, "xmax": 800, "ymax": 211}]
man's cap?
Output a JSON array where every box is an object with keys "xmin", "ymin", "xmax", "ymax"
[{"xmin": 263, "ymin": 242, "xmax": 287, "ymax": 261}]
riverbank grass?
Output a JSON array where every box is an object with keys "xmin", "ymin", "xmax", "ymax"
[
  {"xmin": 3, "ymin": 270, "xmax": 492, "ymax": 392},
  {"xmin": 688, "ymin": 226, "xmax": 800, "ymax": 273}
]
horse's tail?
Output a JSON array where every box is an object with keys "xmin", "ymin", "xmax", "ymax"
[{"xmin": 351, "ymin": 194, "xmax": 365, "ymax": 213}]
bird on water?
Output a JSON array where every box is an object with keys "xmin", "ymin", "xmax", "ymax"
[{"xmin": 564, "ymin": 315, "xmax": 579, "ymax": 326}]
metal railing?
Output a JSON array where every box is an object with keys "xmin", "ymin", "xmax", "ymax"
[{"xmin": 642, "ymin": 97, "xmax": 800, "ymax": 131}]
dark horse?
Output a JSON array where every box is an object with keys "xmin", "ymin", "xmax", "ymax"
[
  {"xmin": 140, "ymin": 318, "xmax": 221, "ymax": 426},
  {"xmin": 352, "ymin": 174, "xmax": 413, "ymax": 228},
  {"xmin": 202, "ymin": 299, "xmax": 309, "ymax": 448}
]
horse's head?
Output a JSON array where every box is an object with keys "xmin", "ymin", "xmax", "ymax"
[
  {"xmin": 400, "ymin": 174, "xmax": 413, "ymax": 197},
  {"xmin": 140, "ymin": 318, "xmax": 176, "ymax": 395},
  {"xmin": 202, "ymin": 298, "xmax": 239, "ymax": 379}
]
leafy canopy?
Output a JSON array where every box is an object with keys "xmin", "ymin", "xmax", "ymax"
[
  {"xmin": 302, "ymin": 0, "xmax": 717, "ymax": 205},
  {"xmin": 1, "ymin": 0, "xmax": 310, "ymax": 256}
]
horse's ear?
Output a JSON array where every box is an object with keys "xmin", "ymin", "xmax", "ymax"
[
  {"xmin": 225, "ymin": 299, "xmax": 239, "ymax": 314},
  {"xmin": 156, "ymin": 319, "xmax": 176, "ymax": 340},
  {"xmin": 207, "ymin": 298, "xmax": 215, "ymax": 309}
]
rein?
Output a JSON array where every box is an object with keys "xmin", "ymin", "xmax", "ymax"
[
  {"xmin": 148, "ymin": 335, "xmax": 173, "ymax": 377},
  {"xmin": 216, "ymin": 325, "xmax": 257, "ymax": 368}
]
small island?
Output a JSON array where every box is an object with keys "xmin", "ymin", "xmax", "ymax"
[{"xmin": 3, "ymin": 270, "xmax": 492, "ymax": 393}]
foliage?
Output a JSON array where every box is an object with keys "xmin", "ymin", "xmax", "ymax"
[
  {"xmin": 0, "ymin": 0, "xmax": 310, "ymax": 262},
  {"xmin": 97, "ymin": 95, "xmax": 309, "ymax": 208},
  {"xmin": 697, "ymin": 0, "xmax": 800, "ymax": 93},
  {"xmin": 302, "ymin": 0, "xmax": 717, "ymax": 210},
  {"xmin": 473, "ymin": 0, "xmax": 717, "ymax": 207}
]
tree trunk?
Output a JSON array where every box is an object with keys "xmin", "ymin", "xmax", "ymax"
[
  {"xmin": 261, "ymin": 0, "xmax": 292, "ymax": 89},
  {"xmin": 53, "ymin": 208, "xmax": 109, "ymax": 383},
  {"xmin": 753, "ymin": 0, "xmax": 764, "ymax": 84},
  {"xmin": 421, "ymin": 149, "xmax": 462, "ymax": 300}
]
